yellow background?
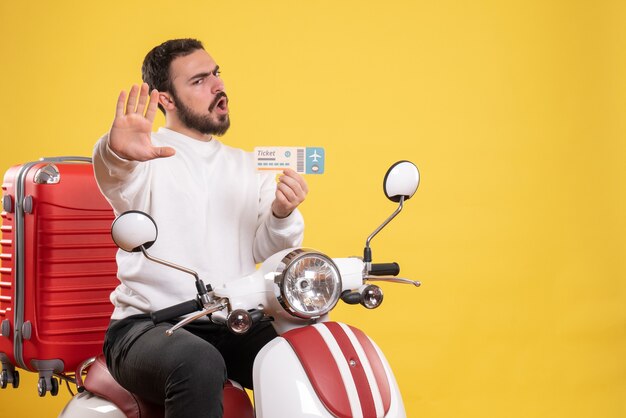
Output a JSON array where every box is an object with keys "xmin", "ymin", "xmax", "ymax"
[{"xmin": 1, "ymin": 1, "xmax": 625, "ymax": 417}]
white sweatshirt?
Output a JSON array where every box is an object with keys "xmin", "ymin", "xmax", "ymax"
[{"xmin": 93, "ymin": 127, "xmax": 304, "ymax": 320}]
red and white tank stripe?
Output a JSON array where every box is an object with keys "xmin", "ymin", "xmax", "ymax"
[{"xmin": 282, "ymin": 321, "xmax": 392, "ymax": 418}]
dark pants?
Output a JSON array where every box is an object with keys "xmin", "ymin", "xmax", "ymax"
[{"xmin": 103, "ymin": 314, "xmax": 277, "ymax": 418}]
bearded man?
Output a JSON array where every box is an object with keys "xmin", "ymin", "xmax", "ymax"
[{"xmin": 93, "ymin": 38, "xmax": 307, "ymax": 418}]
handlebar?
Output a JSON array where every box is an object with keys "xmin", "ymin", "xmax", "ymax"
[
  {"xmin": 369, "ymin": 262, "xmax": 400, "ymax": 276},
  {"xmin": 341, "ymin": 290, "xmax": 363, "ymax": 305},
  {"xmin": 249, "ymin": 309, "xmax": 265, "ymax": 324},
  {"xmin": 151, "ymin": 299, "xmax": 202, "ymax": 324}
]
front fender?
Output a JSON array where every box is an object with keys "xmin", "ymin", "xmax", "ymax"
[{"xmin": 254, "ymin": 322, "xmax": 407, "ymax": 418}]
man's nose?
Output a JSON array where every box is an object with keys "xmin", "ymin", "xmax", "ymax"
[{"xmin": 210, "ymin": 75, "xmax": 224, "ymax": 94}]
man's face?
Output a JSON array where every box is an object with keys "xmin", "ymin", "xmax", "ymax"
[{"xmin": 168, "ymin": 49, "xmax": 230, "ymax": 136}]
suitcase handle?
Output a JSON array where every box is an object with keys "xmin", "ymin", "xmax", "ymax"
[{"xmin": 39, "ymin": 156, "xmax": 92, "ymax": 163}]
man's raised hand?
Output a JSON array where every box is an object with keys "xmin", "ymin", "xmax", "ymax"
[{"xmin": 108, "ymin": 83, "xmax": 176, "ymax": 161}]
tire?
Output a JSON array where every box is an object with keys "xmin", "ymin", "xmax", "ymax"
[
  {"xmin": 12, "ymin": 370, "xmax": 19, "ymax": 389},
  {"xmin": 38, "ymin": 377, "xmax": 46, "ymax": 397},
  {"xmin": 50, "ymin": 377, "xmax": 59, "ymax": 396},
  {"xmin": 0, "ymin": 370, "xmax": 7, "ymax": 389}
]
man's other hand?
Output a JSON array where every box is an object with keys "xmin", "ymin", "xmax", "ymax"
[{"xmin": 272, "ymin": 169, "xmax": 308, "ymax": 218}]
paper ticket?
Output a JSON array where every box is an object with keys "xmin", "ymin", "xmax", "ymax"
[{"xmin": 254, "ymin": 147, "xmax": 325, "ymax": 174}]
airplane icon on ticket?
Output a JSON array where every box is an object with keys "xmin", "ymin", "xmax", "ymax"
[{"xmin": 309, "ymin": 150, "xmax": 322, "ymax": 163}]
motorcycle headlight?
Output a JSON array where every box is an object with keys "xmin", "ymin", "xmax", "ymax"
[{"xmin": 274, "ymin": 249, "xmax": 342, "ymax": 319}]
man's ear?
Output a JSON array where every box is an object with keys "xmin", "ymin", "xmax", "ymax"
[{"xmin": 159, "ymin": 92, "xmax": 176, "ymax": 111}]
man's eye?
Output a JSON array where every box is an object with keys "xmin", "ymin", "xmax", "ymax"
[
  {"xmin": 193, "ymin": 78, "xmax": 204, "ymax": 85},
  {"xmin": 213, "ymin": 69, "xmax": 221, "ymax": 77}
]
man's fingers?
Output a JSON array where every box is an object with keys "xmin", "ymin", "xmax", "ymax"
[
  {"xmin": 135, "ymin": 83, "xmax": 150, "ymax": 114},
  {"xmin": 126, "ymin": 84, "xmax": 140, "ymax": 114},
  {"xmin": 115, "ymin": 90, "xmax": 127, "ymax": 118},
  {"xmin": 276, "ymin": 190, "xmax": 290, "ymax": 207},
  {"xmin": 273, "ymin": 169, "xmax": 309, "ymax": 218},
  {"xmin": 152, "ymin": 146, "xmax": 176, "ymax": 159},
  {"xmin": 276, "ymin": 182, "xmax": 297, "ymax": 203},
  {"xmin": 282, "ymin": 169, "xmax": 309, "ymax": 194},
  {"xmin": 278, "ymin": 175, "xmax": 303, "ymax": 197},
  {"xmin": 115, "ymin": 84, "xmax": 159, "ymax": 124},
  {"xmin": 130, "ymin": 146, "xmax": 176, "ymax": 162},
  {"xmin": 278, "ymin": 171, "xmax": 308, "ymax": 201},
  {"xmin": 145, "ymin": 90, "xmax": 159, "ymax": 122},
  {"xmin": 272, "ymin": 190, "xmax": 292, "ymax": 218}
]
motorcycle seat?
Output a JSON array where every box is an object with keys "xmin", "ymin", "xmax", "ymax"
[{"xmin": 84, "ymin": 354, "xmax": 254, "ymax": 418}]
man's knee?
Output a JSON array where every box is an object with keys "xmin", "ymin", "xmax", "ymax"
[
  {"xmin": 167, "ymin": 346, "xmax": 227, "ymax": 393},
  {"xmin": 162, "ymin": 343, "xmax": 227, "ymax": 417}
]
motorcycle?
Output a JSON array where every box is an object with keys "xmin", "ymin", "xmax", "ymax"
[{"xmin": 58, "ymin": 160, "xmax": 421, "ymax": 418}]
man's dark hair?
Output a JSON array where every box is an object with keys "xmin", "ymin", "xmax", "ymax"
[{"xmin": 142, "ymin": 38, "xmax": 204, "ymax": 114}]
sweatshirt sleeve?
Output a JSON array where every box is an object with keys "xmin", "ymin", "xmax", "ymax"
[
  {"xmin": 92, "ymin": 133, "xmax": 151, "ymax": 215},
  {"xmin": 252, "ymin": 171, "xmax": 305, "ymax": 263}
]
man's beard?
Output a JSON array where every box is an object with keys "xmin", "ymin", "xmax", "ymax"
[{"xmin": 173, "ymin": 91, "xmax": 230, "ymax": 136}]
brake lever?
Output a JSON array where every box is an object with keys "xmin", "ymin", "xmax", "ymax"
[
  {"xmin": 165, "ymin": 299, "xmax": 228, "ymax": 336},
  {"xmin": 365, "ymin": 276, "xmax": 421, "ymax": 287}
]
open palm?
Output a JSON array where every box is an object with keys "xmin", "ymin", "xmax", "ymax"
[{"xmin": 109, "ymin": 83, "xmax": 175, "ymax": 161}]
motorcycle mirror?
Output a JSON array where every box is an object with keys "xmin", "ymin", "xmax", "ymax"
[
  {"xmin": 383, "ymin": 161, "xmax": 420, "ymax": 202},
  {"xmin": 364, "ymin": 161, "xmax": 420, "ymax": 265},
  {"xmin": 111, "ymin": 211, "xmax": 158, "ymax": 253}
]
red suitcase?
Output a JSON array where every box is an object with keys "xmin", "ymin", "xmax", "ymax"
[{"xmin": 0, "ymin": 157, "xmax": 118, "ymax": 396}]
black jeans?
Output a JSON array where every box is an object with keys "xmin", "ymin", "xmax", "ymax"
[{"xmin": 103, "ymin": 314, "xmax": 277, "ymax": 418}]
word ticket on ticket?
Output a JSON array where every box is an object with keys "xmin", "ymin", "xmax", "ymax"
[{"xmin": 254, "ymin": 147, "xmax": 325, "ymax": 174}]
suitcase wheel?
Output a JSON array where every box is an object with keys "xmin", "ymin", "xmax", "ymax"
[
  {"xmin": 37, "ymin": 377, "xmax": 46, "ymax": 397},
  {"xmin": 37, "ymin": 376, "xmax": 58, "ymax": 397},
  {"xmin": 0, "ymin": 369, "xmax": 19, "ymax": 389},
  {"xmin": 50, "ymin": 377, "xmax": 59, "ymax": 396},
  {"xmin": 0, "ymin": 370, "xmax": 6, "ymax": 389},
  {"xmin": 12, "ymin": 370, "xmax": 19, "ymax": 389}
]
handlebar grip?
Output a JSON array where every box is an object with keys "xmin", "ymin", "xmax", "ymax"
[
  {"xmin": 249, "ymin": 309, "xmax": 265, "ymax": 324},
  {"xmin": 369, "ymin": 262, "xmax": 400, "ymax": 276},
  {"xmin": 151, "ymin": 299, "xmax": 202, "ymax": 324},
  {"xmin": 341, "ymin": 290, "xmax": 362, "ymax": 305}
]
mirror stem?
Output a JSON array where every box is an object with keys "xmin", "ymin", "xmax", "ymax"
[
  {"xmin": 363, "ymin": 196, "xmax": 405, "ymax": 266},
  {"xmin": 140, "ymin": 246, "xmax": 200, "ymax": 281}
]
